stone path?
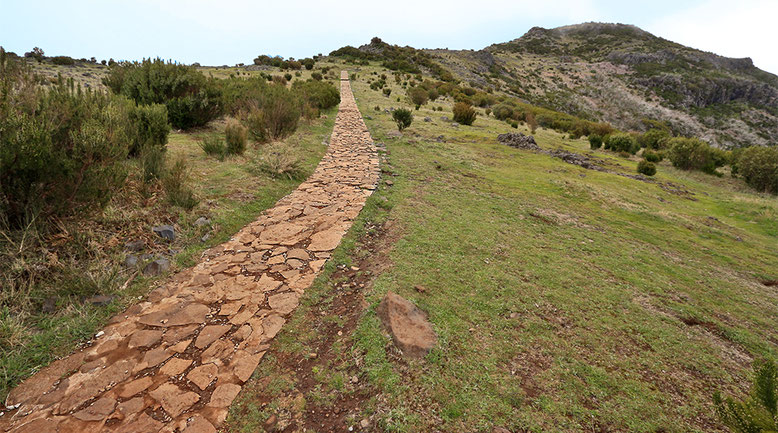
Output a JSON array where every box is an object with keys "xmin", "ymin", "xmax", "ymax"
[{"xmin": 0, "ymin": 72, "xmax": 378, "ymax": 433}]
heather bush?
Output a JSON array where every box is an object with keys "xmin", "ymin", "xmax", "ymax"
[
  {"xmin": 163, "ymin": 156, "xmax": 198, "ymax": 209},
  {"xmin": 667, "ymin": 137, "xmax": 726, "ymax": 174},
  {"xmin": 284, "ymin": 73, "xmax": 293, "ymax": 81},
  {"xmin": 589, "ymin": 134, "xmax": 603, "ymax": 149},
  {"xmin": 225, "ymin": 118, "xmax": 248, "ymax": 155},
  {"xmin": 638, "ymin": 128, "xmax": 670, "ymax": 149},
  {"xmin": 408, "ymin": 87, "xmax": 428, "ymax": 109},
  {"xmin": 243, "ymin": 85, "xmax": 300, "ymax": 143},
  {"xmin": 453, "ymin": 102, "xmax": 477, "ymax": 126},
  {"xmin": 311, "ymin": 72, "xmax": 323, "ymax": 81},
  {"xmin": 493, "ymin": 104, "xmax": 514, "ymax": 121},
  {"xmin": 643, "ymin": 150, "xmax": 661, "ymax": 163},
  {"xmin": 291, "ymin": 79, "xmax": 340, "ymax": 110},
  {"xmin": 392, "ymin": 108, "xmax": 413, "ymax": 131},
  {"xmin": 0, "ymin": 53, "xmax": 131, "ymax": 227},
  {"xmin": 605, "ymin": 133, "xmax": 640, "ymax": 154},
  {"xmin": 260, "ymin": 143, "xmax": 302, "ymax": 179},
  {"xmin": 637, "ymin": 160, "xmax": 657, "ymax": 176},
  {"xmin": 383, "ymin": 87, "xmax": 392, "ymax": 97},
  {"xmin": 714, "ymin": 359, "xmax": 778, "ymax": 433},
  {"xmin": 200, "ymin": 136, "xmax": 227, "ymax": 160},
  {"xmin": 731, "ymin": 146, "xmax": 778, "ymax": 194},
  {"xmin": 126, "ymin": 102, "xmax": 170, "ymax": 156},
  {"xmin": 102, "ymin": 58, "xmax": 221, "ymax": 129},
  {"xmin": 51, "ymin": 56, "xmax": 75, "ymax": 66}
]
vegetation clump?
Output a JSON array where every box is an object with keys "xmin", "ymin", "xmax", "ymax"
[
  {"xmin": 731, "ymin": 146, "xmax": 778, "ymax": 194},
  {"xmin": 667, "ymin": 137, "xmax": 727, "ymax": 174},
  {"xmin": 637, "ymin": 160, "xmax": 657, "ymax": 176},
  {"xmin": 453, "ymin": 102, "xmax": 477, "ymax": 125},
  {"xmin": 392, "ymin": 108, "xmax": 413, "ymax": 131},
  {"xmin": 588, "ymin": 134, "xmax": 603, "ymax": 149},
  {"xmin": 604, "ymin": 133, "xmax": 640, "ymax": 154},
  {"xmin": 408, "ymin": 87, "xmax": 429, "ymax": 109},
  {"xmin": 225, "ymin": 118, "xmax": 248, "ymax": 155},
  {"xmin": 714, "ymin": 359, "xmax": 778, "ymax": 433}
]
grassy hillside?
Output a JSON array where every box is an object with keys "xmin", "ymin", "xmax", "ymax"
[
  {"xmin": 227, "ymin": 61, "xmax": 778, "ymax": 433},
  {"xmin": 425, "ymin": 23, "xmax": 778, "ymax": 148}
]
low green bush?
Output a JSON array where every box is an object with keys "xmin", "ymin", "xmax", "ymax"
[
  {"xmin": 284, "ymin": 73, "xmax": 293, "ymax": 81},
  {"xmin": 714, "ymin": 359, "xmax": 778, "ymax": 433},
  {"xmin": 200, "ymin": 136, "xmax": 227, "ymax": 160},
  {"xmin": 311, "ymin": 72, "xmax": 322, "ymax": 81},
  {"xmin": 408, "ymin": 87, "xmax": 429, "ymax": 109},
  {"xmin": 291, "ymin": 79, "xmax": 340, "ymax": 110},
  {"xmin": 127, "ymin": 102, "xmax": 170, "ymax": 156},
  {"xmin": 643, "ymin": 150, "xmax": 661, "ymax": 163},
  {"xmin": 392, "ymin": 108, "xmax": 413, "ymax": 131},
  {"xmin": 637, "ymin": 160, "xmax": 657, "ymax": 176},
  {"xmin": 242, "ymin": 85, "xmax": 300, "ymax": 143},
  {"xmin": 638, "ymin": 128, "xmax": 670, "ymax": 149},
  {"xmin": 667, "ymin": 137, "xmax": 727, "ymax": 174},
  {"xmin": 731, "ymin": 146, "xmax": 778, "ymax": 194},
  {"xmin": 588, "ymin": 134, "xmax": 603, "ymax": 149},
  {"xmin": 163, "ymin": 156, "xmax": 198, "ymax": 209},
  {"xmin": 51, "ymin": 56, "xmax": 75, "ymax": 66},
  {"xmin": 140, "ymin": 144, "xmax": 166, "ymax": 183},
  {"xmin": 605, "ymin": 133, "xmax": 640, "ymax": 154},
  {"xmin": 225, "ymin": 118, "xmax": 248, "ymax": 155},
  {"xmin": 383, "ymin": 87, "xmax": 392, "ymax": 97},
  {"xmin": 453, "ymin": 102, "xmax": 477, "ymax": 125}
]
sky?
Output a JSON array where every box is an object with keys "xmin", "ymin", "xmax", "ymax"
[{"xmin": 2, "ymin": 0, "xmax": 777, "ymax": 74}]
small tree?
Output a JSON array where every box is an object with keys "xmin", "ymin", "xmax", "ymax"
[
  {"xmin": 408, "ymin": 87, "xmax": 429, "ymax": 110},
  {"xmin": 588, "ymin": 134, "xmax": 603, "ymax": 149},
  {"xmin": 452, "ymin": 102, "xmax": 477, "ymax": 126},
  {"xmin": 637, "ymin": 160, "xmax": 656, "ymax": 176},
  {"xmin": 526, "ymin": 111, "xmax": 538, "ymax": 134},
  {"xmin": 392, "ymin": 108, "xmax": 413, "ymax": 131},
  {"xmin": 714, "ymin": 359, "xmax": 778, "ymax": 433}
]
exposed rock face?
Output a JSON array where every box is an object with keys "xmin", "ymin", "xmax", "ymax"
[{"xmin": 377, "ymin": 291, "xmax": 437, "ymax": 359}]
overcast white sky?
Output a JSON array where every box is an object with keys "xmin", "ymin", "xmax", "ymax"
[{"xmin": 2, "ymin": 0, "xmax": 777, "ymax": 74}]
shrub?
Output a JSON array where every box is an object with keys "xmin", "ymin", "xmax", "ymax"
[
  {"xmin": 243, "ymin": 85, "xmax": 301, "ymax": 143},
  {"xmin": 163, "ymin": 156, "xmax": 198, "ymax": 209},
  {"xmin": 643, "ymin": 150, "xmax": 661, "ymax": 163},
  {"xmin": 127, "ymin": 102, "xmax": 170, "ymax": 156},
  {"xmin": 731, "ymin": 146, "xmax": 778, "ymax": 194},
  {"xmin": 427, "ymin": 88, "xmax": 439, "ymax": 101},
  {"xmin": 618, "ymin": 151, "xmax": 632, "ymax": 159},
  {"xmin": 510, "ymin": 121, "xmax": 518, "ymax": 129},
  {"xmin": 392, "ymin": 108, "xmax": 413, "ymax": 131},
  {"xmin": 408, "ymin": 87, "xmax": 429, "ymax": 109},
  {"xmin": 667, "ymin": 137, "xmax": 726, "ymax": 174},
  {"xmin": 51, "ymin": 56, "xmax": 75, "ymax": 66},
  {"xmin": 291, "ymin": 79, "xmax": 340, "ymax": 110},
  {"xmin": 605, "ymin": 133, "xmax": 640, "ymax": 154},
  {"xmin": 637, "ymin": 160, "xmax": 657, "ymax": 176},
  {"xmin": 260, "ymin": 143, "xmax": 302, "ymax": 179},
  {"xmin": 199, "ymin": 136, "xmax": 227, "ymax": 160},
  {"xmin": 284, "ymin": 73, "xmax": 292, "ymax": 81},
  {"xmin": 311, "ymin": 72, "xmax": 323, "ymax": 81},
  {"xmin": 102, "ymin": 58, "xmax": 221, "ymax": 130},
  {"xmin": 140, "ymin": 144, "xmax": 166, "ymax": 183},
  {"xmin": 525, "ymin": 111, "xmax": 537, "ymax": 133},
  {"xmin": 588, "ymin": 134, "xmax": 603, "ymax": 149},
  {"xmin": 301, "ymin": 58, "xmax": 315, "ymax": 70},
  {"xmin": 0, "ymin": 55, "xmax": 130, "ymax": 227},
  {"xmin": 638, "ymin": 128, "xmax": 670, "ymax": 149},
  {"xmin": 383, "ymin": 87, "xmax": 392, "ymax": 97},
  {"xmin": 714, "ymin": 359, "xmax": 778, "ymax": 433},
  {"xmin": 225, "ymin": 119, "xmax": 248, "ymax": 155},
  {"xmin": 452, "ymin": 102, "xmax": 477, "ymax": 125}
]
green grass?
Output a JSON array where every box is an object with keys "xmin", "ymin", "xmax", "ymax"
[
  {"xmin": 230, "ymin": 61, "xmax": 778, "ymax": 433},
  {"xmin": 0, "ymin": 109, "xmax": 334, "ymax": 401}
]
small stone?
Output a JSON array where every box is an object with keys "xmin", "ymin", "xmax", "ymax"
[
  {"xmin": 85, "ymin": 294, "xmax": 115, "ymax": 306},
  {"xmin": 201, "ymin": 233, "xmax": 211, "ymax": 243},
  {"xmin": 208, "ymin": 383, "xmax": 241, "ymax": 407},
  {"xmin": 351, "ymin": 375, "xmax": 358, "ymax": 383},
  {"xmin": 413, "ymin": 285, "xmax": 426, "ymax": 293},
  {"xmin": 152, "ymin": 224, "xmax": 176, "ymax": 241},
  {"xmin": 195, "ymin": 325, "xmax": 231, "ymax": 349},
  {"xmin": 73, "ymin": 395, "xmax": 116, "ymax": 421},
  {"xmin": 385, "ymin": 179, "xmax": 394, "ymax": 186},
  {"xmin": 125, "ymin": 239, "xmax": 145, "ymax": 252},
  {"xmin": 124, "ymin": 255, "xmax": 139, "ymax": 268},
  {"xmin": 128, "ymin": 329, "xmax": 163, "ymax": 349},
  {"xmin": 360, "ymin": 418, "xmax": 370, "ymax": 428},
  {"xmin": 159, "ymin": 357, "xmax": 193, "ymax": 376},
  {"xmin": 143, "ymin": 258, "xmax": 170, "ymax": 276},
  {"xmin": 194, "ymin": 217, "xmax": 211, "ymax": 227},
  {"xmin": 187, "ymin": 363, "xmax": 219, "ymax": 390},
  {"xmin": 264, "ymin": 414, "xmax": 278, "ymax": 430}
]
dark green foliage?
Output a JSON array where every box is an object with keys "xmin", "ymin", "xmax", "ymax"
[
  {"xmin": 243, "ymin": 85, "xmax": 300, "ymax": 143},
  {"xmin": 126, "ymin": 102, "xmax": 170, "ymax": 156},
  {"xmin": 140, "ymin": 144, "xmax": 166, "ymax": 183},
  {"xmin": 0, "ymin": 53, "xmax": 130, "ymax": 227},
  {"xmin": 291, "ymin": 79, "xmax": 340, "ymax": 110},
  {"xmin": 638, "ymin": 128, "xmax": 671, "ymax": 149},
  {"xmin": 731, "ymin": 146, "xmax": 778, "ymax": 194},
  {"xmin": 637, "ymin": 160, "xmax": 657, "ymax": 176},
  {"xmin": 284, "ymin": 73, "xmax": 293, "ymax": 81},
  {"xmin": 301, "ymin": 58, "xmax": 315, "ymax": 70},
  {"xmin": 493, "ymin": 104, "xmax": 515, "ymax": 121},
  {"xmin": 714, "ymin": 359, "xmax": 778, "ymax": 433},
  {"xmin": 643, "ymin": 150, "xmax": 661, "ymax": 163},
  {"xmin": 163, "ymin": 156, "xmax": 198, "ymax": 209},
  {"xmin": 102, "ymin": 58, "xmax": 221, "ymax": 130},
  {"xmin": 453, "ymin": 102, "xmax": 477, "ymax": 125},
  {"xmin": 311, "ymin": 72, "xmax": 323, "ymax": 81},
  {"xmin": 225, "ymin": 119, "xmax": 247, "ymax": 155},
  {"xmin": 370, "ymin": 79, "xmax": 386, "ymax": 90},
  {"xmin": 510, "ymin": 121, "xmax": 518, "ymax": 129},
  {"xmin": 199, "ymin": 136, "xmax": 227, "ymax": 160},
  {"xmin": 329, "ymin": 38, "xmax": 453, "ymax": 80},
  {"xmin": 51, "ymin": 56, "xmax": 75, "ymax": 66},
  {"xmin": 588, "ymin": 134, "xmax": 603, "ymax": 149},
  {"xmin": 605, "ymin": 133, "xmax": 640, "ymax": 154},
  {"xmin": 383, "ymin": 87, "xmax": 391, "ymax": 97},
  {"xmin": 667, "ymin": 137, "xmax": 727, "ymax": 174},
  {"xmin": 408, "ymin": 87, "xmax": 428, "ymax": 109},
  {"xmin": 392, "ymin": 108, "xmax": 413, "ymax": 131}
]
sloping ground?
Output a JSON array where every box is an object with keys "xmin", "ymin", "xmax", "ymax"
[
  {"xmin": 225, "ymin": 62, "xmax": 778, "ymax": 433},
  {"xmin": 0, "ymin": 73, "xmax": 378, "ymax": 432}
]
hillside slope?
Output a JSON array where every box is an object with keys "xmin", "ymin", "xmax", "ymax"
[{"xmin": 424, "ymin": 23, "xmax": 778, "ymax": 148}]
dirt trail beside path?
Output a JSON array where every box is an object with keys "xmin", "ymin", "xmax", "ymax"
[{"xmin": 0, "ymin": 71, "xmax": 378, "ymax": 433}]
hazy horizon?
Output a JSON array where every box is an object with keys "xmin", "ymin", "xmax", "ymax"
[{"xmin": 2, "ymin": 0, "xmax": 777, "ymax": 74}]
